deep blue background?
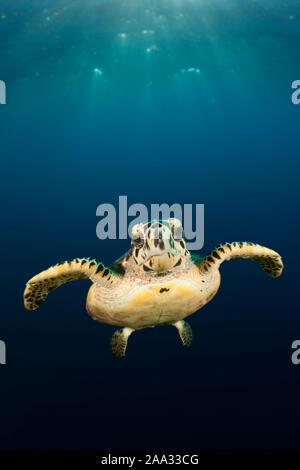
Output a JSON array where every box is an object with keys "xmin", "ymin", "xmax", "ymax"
[{"xmin": 0, "ymin": 0, "xmax": 300, "ymax": 449}]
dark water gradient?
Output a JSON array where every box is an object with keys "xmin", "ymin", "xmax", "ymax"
[{"xmin": 0, "ymin": 0, "xmax": 300, "ymax": 449}]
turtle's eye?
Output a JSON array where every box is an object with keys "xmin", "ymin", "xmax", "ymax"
[{"xmin": 132, "ymin": 236, "xmax": 144, "ymax": 249}]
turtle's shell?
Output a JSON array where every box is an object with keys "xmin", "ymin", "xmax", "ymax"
[{"xmin": 86, "ymin": 255, "xmax": 220, "ymax": 330}]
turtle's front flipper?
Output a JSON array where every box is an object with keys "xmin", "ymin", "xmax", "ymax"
[
  {"xmin": 24, "ymin": 258, "xmax": 121, "ymax": 310},
  {"xmin": 173, "ymin": 320, "xmax": 193, "ymax": 347},
  {"xmin": 197, "ymin": 242, "xmax": 283, "ymax": 278},
  {"xmin": 111, "ymin": 328, "xmax": 134, "ymax": 357}
]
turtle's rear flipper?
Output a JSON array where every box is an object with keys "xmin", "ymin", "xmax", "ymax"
[
  {"xmin": 173, "ymin": 320, "xmax": 193, "ymax": 347},
  {"xmin": 111, "ymin": 328, "xmax": 134, "ymax": 357}
]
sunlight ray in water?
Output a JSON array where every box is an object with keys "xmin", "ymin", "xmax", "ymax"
[{"xmin": 0, "ymin": 0, "xmax": 299, "ymax": 106}]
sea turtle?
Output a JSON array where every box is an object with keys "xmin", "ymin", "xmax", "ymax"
[{"xmin": 23, "ymin": 218, "xmax": 283, "ymax": 357}]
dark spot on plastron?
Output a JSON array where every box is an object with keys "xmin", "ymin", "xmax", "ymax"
[
  {"xmin": 218, "ymin": 247, "xmax": 225, "ymax": 254},
  {"xmin": 207, "ymin": 256, "xmax": 214, "ymax": 263},
  {"xmin": 154, "ymin": 238, "xmax": 159, "ymax": 247},
  {"xmin": 239, "ymin": 242, "xmax": 243, "ymax": 248},
  {"xmin": 103, "ymin": 269, "xmax": 109, "ymax": 277},
  {"xmin": 89, "ymin": 261, "xmax": 96, "ymax": 267},
  {"xmin": 143, "ymin": 265, "xmax": 152, "ymax": 272},
  {"xmin": 160, "ymin": 288, "xmax": 170, "ymax": 293},
  {"xmin": 180, "ymin": 241, "xmax": 185, "ymax": 248},
  {"xmin": 81, "ymin": 260, "xmax": 87, "ymax": 266},
  {"xmin": 159, "ymin": 240, "xmax": 165, "ymax": 250},
  {"xmin": 135, "ymin": 249, "xmax": 139, "ymax": 257},
  {"xmin": 149, "ymin": 260, "xmax": 153, "ymax": 267},
  {"xmin": 174, "ymin": 258, "xmax": 182, "ymax": 267},
  {"xmin": 204, "ymin": 265, "xmax": 208, "ymax": 271},
  {"xmin": 212, "ymin": 251, "xmax": 221, "ymax": 259}
]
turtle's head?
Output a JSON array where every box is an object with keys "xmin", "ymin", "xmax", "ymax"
[{"xmin": 131, "ymin": 218, "xmax": 188, "ymax": 273}]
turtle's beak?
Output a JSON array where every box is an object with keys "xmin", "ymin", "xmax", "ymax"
[
  {"xmin": 142, "ymin": 252, "xmax": 183, "ymax": 272},
  {"xmin": 139, "ymin": 246, "xmax": 181, "ymax": 266}
]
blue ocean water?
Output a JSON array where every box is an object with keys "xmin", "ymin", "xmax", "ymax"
[{"xmin": 0, "ymin": 0, "xmax": 300, "ymax": 449}]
